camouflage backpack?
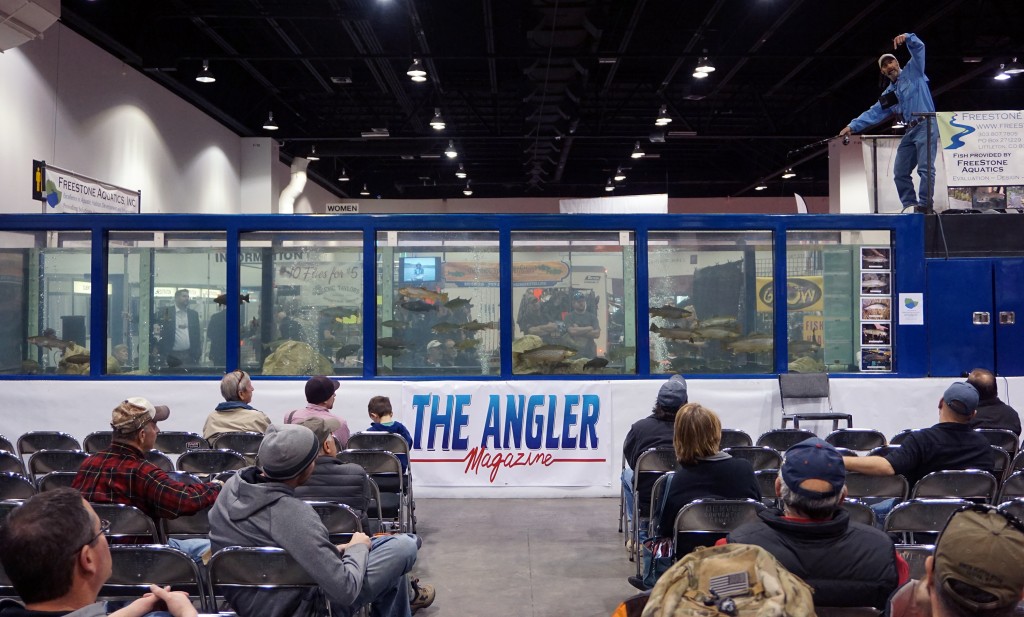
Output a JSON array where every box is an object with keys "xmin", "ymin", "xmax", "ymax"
[{"xmin": 641, "ymin": 543, "xmax": 815, "ymax": 617}]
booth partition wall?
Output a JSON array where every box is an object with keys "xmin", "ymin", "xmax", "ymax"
[{"xmin": 0, "ymin": 213, "xmax": 926, "ymax": 379}]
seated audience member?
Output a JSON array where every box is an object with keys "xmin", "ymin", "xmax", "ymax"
[
  {"xmin": 293, "ymin": 417, "xmax": 376, "ymax": 533},
  {"xmin": 0, "ymin": 488, "xmax": 197, "ymax": 617},
  {"xmin": 284, "ymin": 375, "xmax": 350, "ymax": 448},
  {"xmin": 888, "ymin": 504, "xmax": 1024, "ymax": 617},
  {"xmin": 725, "ymin": 437, "xmax": 906, "ymax": 608},
  {"xmin": 966, "ymin": 368, "xmax": 1021, "ymax": 436},
  {"xmin": 621, "ymin": 375, "xmax": 686, "ymax": 543},
  {"xmin": 656, "ymin": 402, "xmax": 760, "ymax": 539},
  {"xmin": 203, "ymin": 370, "xmax": 271, "ymax": 442},
  {"xmin": 209, "ymin": 423, "xmax": 435, "ymax": 617},
  {"xmin": 72, "ymin": 397, "xmax": 221, "ymax": 562},
  {"xmin": 366, "ymin": 395, "xmax": 413, "ymax": 472},
  {"xmin": 843, "ymin": 381, "xmax": 995, "ymax": 490}
]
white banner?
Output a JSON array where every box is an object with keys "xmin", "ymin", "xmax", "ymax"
[
  {"xmin": 404, "ymin": 380, "xmax": 613, "ymax": 487},
  {"xmin": 559, "ymin": 193, "xmax": 668, "ymax": 214},
  {"xmin": 42, "ymin": 165, "xmax": 140, "ymax": 213},
  {"xmin": 937, "ymin": 110, "xmax": 1024, "ymax": 187}
]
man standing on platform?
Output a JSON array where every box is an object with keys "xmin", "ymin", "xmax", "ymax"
[{"xmin": 840, "ymin": 33, "xmax": 937, "ymax": 212}]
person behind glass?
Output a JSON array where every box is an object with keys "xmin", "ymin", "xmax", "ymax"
[
  {"xmin": 424, "ymin": 340, "xmax": 444, "ymax": 368},
  {"xmin": 206, "ymin": 304, "xmax": 226, "ymax": 366},
  {"xmin": 563, "ymin": 291, "xmax": 600, "ymax": 358},
  {"xmin": 517, "ymin": 289, "xmax": 561, "ymax": 343},
  {"xmin": 283, "ymin": 375, "xmax": 350, "ymax": 448},
  {"xmin": 157, "ymin": 289, "xmax": 201, "ymax": 368},
  {"xmin": 839, "ymin": 33, "xmax": 937, "ymax": 212},
  {"xmin": 275, "ymin": 308, "xmax": 305, "ymax": 342},
  {"xmin": 0, "ymin": 488, "xmax": 198, "ymax": 617},
  {"xmin": 203, "ymin": 370, "xmax": 272, "ymax": 443},
  {"xmin": 621, "ymin": 375, "xmax": 687, "ymax": 546}
]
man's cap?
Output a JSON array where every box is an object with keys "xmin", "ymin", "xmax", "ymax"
[
  {"xmin": 427, "ymin": 340, "xmax": 442, "ymax": 350},
  {"xmin": 781, "ymin": 437, "xmax": 846, "ymax": 499},
  {"xmin": 299, "ymin": 416, "xmax": 341, "ymax": 446},
  {"xmin": 935, "ymin": 507, "xmax": 1024, "ymax": 611},
  {"xmin": 110, "ymin": 397, "xmax": 170, "ymax": 433},
  {"xmin": 943, "ymin": 381, "xmax": 979, "ymax": 416},
  {"xmin": 657, "ymin": 374, "xmax": 688, "ymax": 409},
  {"xmin": 305, "ymin": 375, "xmax": 340, "ymax": 404},
  {"xmin": 878, "ymin": 53, "xmax": 896, "ymax": 68},
  {"xmin": 258, "ymin": 423, "xmax": 320, "ymax": 480}
]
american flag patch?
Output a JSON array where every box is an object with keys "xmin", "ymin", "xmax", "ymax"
[{"xmin": 709, "ymin": 571, "xmax": 749, "ymax": 598}]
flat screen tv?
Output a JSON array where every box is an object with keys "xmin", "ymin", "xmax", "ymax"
[{"xmin": 399, "ymin": 256, "xmax": 440, "ymax": 284}]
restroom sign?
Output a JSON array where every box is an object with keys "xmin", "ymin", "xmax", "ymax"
[{"xmin": 326, "ymin": 202, "xmax": 359, "ymax": 213}]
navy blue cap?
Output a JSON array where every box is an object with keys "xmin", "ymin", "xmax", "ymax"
[
  {"xmin": 943, "ymin": 382, "xmax": 979, "ymax": 416},
  {"xmin": 781, "ymin": 437, "xmax": 846, "ymax": 499}
]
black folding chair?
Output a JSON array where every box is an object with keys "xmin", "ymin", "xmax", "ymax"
[
  {"xmin": 756, "ymin": 428, "xmax": 816, "ymax": 453},
  {"xmin": 719, "ymin": 429, "xmax": 752, "ymax": 449},
  {"xmin": 176, "ymin": 449, "xmax": 247, "ymax": 475},
  {"xmin": 778, "ymin": 373, "xmax": 852, "ymax": 430},
  {"xmin": 102, "ymin": 545, "xmax": 210, "ymax": 612},
  {"xmin": 825, "ymin": 429, "xmax": 886, "ymax": 452},
  {"xmin": 16, "ymin": 431, "xmax": 80, "ymax": 460},
  {"xmin": 722, "ymin": 446, "xmax": 782, "ymax": 471},
  {"xmin": 673, "ymin": 498, "xmax": 765, "ymax": 558}
]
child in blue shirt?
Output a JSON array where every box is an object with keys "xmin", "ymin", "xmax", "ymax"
[{"xmin": 368, "ymin": 396, "xmax": 413, "ymax": 471}]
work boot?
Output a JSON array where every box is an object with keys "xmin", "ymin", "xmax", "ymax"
[{"xmin": 410, "ymin": 577, "xmax": 435, "ymax": 613}]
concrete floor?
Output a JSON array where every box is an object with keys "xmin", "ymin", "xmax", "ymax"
[{"xmin": 410, "ymin": 498, "xmax": 636, "ymax": 617}]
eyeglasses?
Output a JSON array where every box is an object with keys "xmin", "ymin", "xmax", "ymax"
[{"xmin": 73, "ymin": 519, "xmax": 110, "ymax": 554}]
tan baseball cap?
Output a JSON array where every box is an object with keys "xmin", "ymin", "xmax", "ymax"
[
  {"xmin": 110, "ymin": 397, "xmax": 170, "ymax": 433},
  {"xmin": 934, "ymin": 506, "xmax": 1024, "ymax": 611}
]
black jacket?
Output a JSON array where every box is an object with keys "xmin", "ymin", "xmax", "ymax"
[
  {"xmin": 969, "ymin": 397, "xmax": 1022, "ymax": 436},
  {"xmin": 294, "ymin": 456, "xmax": 373, "ymax": 533}
]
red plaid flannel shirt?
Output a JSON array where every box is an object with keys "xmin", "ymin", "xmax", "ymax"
[{"xmin": 72, "ymin": 441, "xmax": 220, "ymax": 519}]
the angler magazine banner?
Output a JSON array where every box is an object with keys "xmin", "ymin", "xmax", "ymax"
[{"xmin": 403, "ymin": 380, "xmax": 613, "ymax": 487}]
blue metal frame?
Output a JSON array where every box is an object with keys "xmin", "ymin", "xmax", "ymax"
[{"xmin": 0, "ymin": 213, "xmax": 925, "ymax": 380}]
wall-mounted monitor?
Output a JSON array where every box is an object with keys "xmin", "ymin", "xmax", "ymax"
[{"xmin": 399, "ymin": 256, "xmax": 440, "ymax": 284}]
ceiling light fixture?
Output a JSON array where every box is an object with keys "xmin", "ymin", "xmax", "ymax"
[
  {"xmin": 429, "ymin": 107, "xmax": 446, "ymax": 130},
  {"xmin": 307, "ymin": 145, "xmax": 320, "ymax": 161},
  {"xmin": 605, "ymin": 178, "xmax": 615, "ymax": 192},
  {"xmin": 755, "ymin": 183, "xmax": 767, "ymax": 191},
  {"xmin": 463, "ymin": 181, "xmax": 473, "ymax": 196},
  {"xmin": 692, "ymin": 70, "xmax": 709, "ymax": 79},
  {"xmin": 630, "ymin": 141, "xmax": 645, "ymax": 159},
  {"xmin": 262, "ymin": 111, "xmax": 278, "ymax": 131},
  {"xmin": 613, "ymin": 167, "xmax": 626, "ymax": 182},
  {"xmin": 407, "ymin": 58, "xmax": 427, "ymax": 82},
  {"xmin": 359, "ymin": 183, "xmax": 370, "ymax": 196},
  {"xmin": 1004, "ymin": 57, "xmax": 1024, "ymax": 75},
  {"xmin": 338, "ymin": 168, "xmax": 350, "ymax": 182},
  {"xmin": 781, "ymin": 168, "xmax": 795, "ymax": 179},
  {"xmin": 455, "ymin": 163, "xmax": 467, "ymax": 179},
  {"xmin": 695, "ymin": 50, "xmax": 716, "ymax": 74},
  {"xmin": 994, "ymin": 64, "xmax": 1011, "ymax": 81},
  {"xmin": 444, "ymin": 140, "xmax": 458, "ymax": 158},
  {"xmin": 654, "ymin": 105, "xmax": 672, "ymax": 126},
  {"xmin": 195, "ymin": 59, "xmax": 216, "ymax": 83}
]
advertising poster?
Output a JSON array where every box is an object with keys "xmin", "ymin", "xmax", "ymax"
[{"xmin": 937, "ymin": 110, "xmax": 1024, "ymax": 187}]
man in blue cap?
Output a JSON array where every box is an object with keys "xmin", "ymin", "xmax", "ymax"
[
  {"xmin": 725, "ymin": 437, "xmax": 906, "ymax": 609},
  {"xmin": 843, "ymin": 381, "xmax": 995, "ymax": 489}
]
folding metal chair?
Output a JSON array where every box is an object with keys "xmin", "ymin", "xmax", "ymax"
[
  {"xmin": 36, "ymin": 470, "xmax": 78, "ymax": 492},
  {"xmin": 636, "ymin": 471, "xmax": 676, "ymax": 578},
  {"xmin": 825, "ymin": 428, "xmax": 886, "ymax": 452},
  {"xmin": 778, "ymin": 373, "xmax": 853, "ymax": 430},
  {"xmin": 628, "ymin": 447, "xmax": 677, "ymax": 562},
  {"xmin": 0, "ymin": 451, "xmax": 25, "ymax": 477},
  {"xmin": 16, "ymin": 431, "xmax": 80, "ymax": 460},
  {"xmin": 305, "ymin": 501, "xmax": 363, "ymax": 543},
  {"xmin": 0, "ymin": 472, "xmax": 36, "ymax": 500},
  {"xmin": 103, "ymin": 544, "xmax": 210, "ymax": 612},
  {"xmin": 756, "ymin": 428, "xmax": 817, "ymax": 453},
  {"xmin": 883, "ymin": 499, "xmax": 972, "ymax": 544},
  {"xmin": 27, "ymin": 449, "xmax": 87, "ymax": 481},
  {"xmin": 999, "ymin": 471, "xmax": 1024, "ymax": 502},
  {"xmin": 83, "ymin": 430, "xmax": 113, "ymax": 454},
  {"xmin": 866, "ymin": 445, "xmax": 902, "ymax": 458},
  {"xmin": 90, "ymin": 502, "xmax": 162, "ymax": 543},
  {"xmin": 754, "ymin": 469, "xmax": 779, "ymax": 508},
  {"xmin": 0, "ymin": 499, "xmax": 22, "ymax": 521},
  {"xmin": 0, "ymin": 435, "xmax": 14, "ymax": 454},
  {"xmin": 162, "ymin": 505, "xmax": 211, "ymax": 542},
  {"xmin": 1013, "ymin": 449, "xmax": 1024, "ymax": 475},
  {"xmin": 211, "ymin": 431, "xmax": 264, "ymax": 464},
  {"xmin": 889, "ymin": 429, "xmax": 917, "ymax": 445},
  {"xmin": 844, "ymin": 472, "xmax": 909, "ymax": 502},
  {"xmin": 337, "ymin": 449, "xmax": 410, "ymax": 533},
  {"xmin": 895, "ymin": 544, "xmax": 935, "ymax": 580},
  {"xmin": 721, "ymin": 446, "xmax": 782, "ymax": 471},
  {"xmin": 154, "ymin": 431, "xmax": 210, "ymax": 454},
  {"xmin": 990, "ymin": 444, "xmax": 1012, "ymax": 484},
  {"xmin": 208, "ymin": 546, "xmax": 331, "ymax": 616},
  {"xmin": 346, "ymin": 431, "xmax": 412, "ymax": 491},
  {"xmin": 719, "ymin": 429, "xmax": 752, "ymax": 449},
  {"xmin": 840, "ymin": 499, "xmax": 876, "ymax": 527},
  {"xmin": 146, "ymin": 449, "xmax": 174, "ymax": 472},
  {"xmin": 909, "ymin": 469, "xmax": 998, "ymax": 504},
  {"xmin": 176, "ymin": 449, "xmax": 247, "ymax": 475},
  {"xmin": 998, "ymin": 498, "xmax": 1024, "ymax": 521},
  {"xmin": 975, "ymin": 428, "xmax": 1019, "ymax": 458},
  {"xmin": 673, "ymin": 498, "xmax": 765, "ymax": 558}
]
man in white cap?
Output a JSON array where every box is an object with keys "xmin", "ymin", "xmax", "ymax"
[
  {"xmin": 73, "ymin": 397, "xmax": 221, "ymax": 561},
  {"xmin": 839, "ymin": 33, "xmax": 937, "ymax": 212},
  {"xmin": 209, "ymin": 423, "xmax": 428, "ymax": 617}
]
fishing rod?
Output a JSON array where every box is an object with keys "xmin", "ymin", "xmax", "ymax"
[{"xmin": 787, "ymin": 134, "xmax": 849, "ymax": 157}]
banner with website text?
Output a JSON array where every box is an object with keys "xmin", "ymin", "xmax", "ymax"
[
  {"xmin": 937, "ymin": 110, "xmax": 1024, "ymax": 187},
  {"xmin": 403, "ymin": 380, "xmax": 613, "ymax": 487}
]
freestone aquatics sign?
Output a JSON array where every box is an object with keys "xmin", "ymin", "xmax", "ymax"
[{"xmin": 33, "ymin": 160, "xmax": 141, "ymax": 214}]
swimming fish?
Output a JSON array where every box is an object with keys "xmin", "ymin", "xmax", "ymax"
[
  {"xmin": 461, "ymin": 320, "xmax": 498, "ymax": 332},
  {"xmin": 455, "ymin": 339, "xmax": 481, "ymax": 350},
  {"xmin": 400, "ymin": 300, "xmax": 438, "ymax": 312},
  {"xmin": 649, "ymin": 324, "xmax": 699, "ymax": 341},
  {"xmin": 377, "ymin": 337, "xmax": 406, "ymax": 350},
  {"xmin": 214, "ymin": 293, "xmax": 251, "ymax": 305},
  {"xmin": 334, "ymin": 344, "xmax": 361, "ymax": 361},
  {"xmin": 431, "ymin": 322, "xmax": 462, "ymax": 334},
  {"xmin": 727, "ymin": 334, "xmax": 774, "ymax": 354},
  {"xmin": 649, "ymin": 305, "xmax": 693, "ymax": 320},
  {"xmin": 27, "ymin": 334, "xmax": 73, "ymax": 351},
  {"xmin": 520, "ymin": 344, "xmax": 577, "ymax": 364},
  {"xmin": 398, "ymin": 287, "xmax": 449, "ymax": 303},
  {"xmin": 320, "ymin": 306, "xmax": 360, "ymax": 320},
  {"xmin": 583, "ymin": 357, "xmax": 609, "ymax": 370},
  {"xmin": 380, "ymin": 319, "xmax": 409, "ymax": 329},
  {"xmin": 693, "ymin": 327, "xmax": 740, "ymax": 341},
  {"xmin": 444, "ymin": 298, "xmax": 472, "ymax": 310},
  {"xmin": 698, "ymin": 316, "xmax": 739, "ymax": 329}
]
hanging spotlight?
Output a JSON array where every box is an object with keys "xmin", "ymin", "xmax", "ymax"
[
  {"xmin": 692, "ymin": 70, "xmax": 709, "ymax": 79},
  {"xmin": 994, "ymin": 64, "xmax": 1011, "ymax": 81},
  {"xmin": 262, "ymin": 111, "xmax": 278, "ymax": 131},
  {"xmin": 613, "ymin": 167, "xmax": 626, "ymax": 182},
  {"xmin": 1004, "ymin": 57, "xmax": 1024, "ymax": 75},
  {"xmin": 338, "ymin": 168, "xmax": 350, "ymax": 182},
  {"xmin": 359, "ymin": 183, "xmax": 370, "ymax": 196},
  {"xmin": 781, "ymin": 168, "xmax": 796, "ymax": 179},
  {"xmin": 195, "ymin": 59, "xmax": 216, "ymax": 83},
  {"xmin": 463, "ymin": 181, "xmax": 473, "ymax": 196},
  {"xmin": 307, "ymin": 145, "xmax": 320, "ymax": 161},
  {"xmin": 695, "ymin": 50, "xmax": 716, "ymax": 73},
  {"xmin": 407, "ymin": 58, "xmax": 427, "ymax": 82},
  {"xmin": 429, "ymin": 107, "xmax": 446, "ymax": 130},
  {"xmin": 605, "ymin": 178, "xmax": 615, "ymax": 192},
  {"xmin": 755, "ymin": 183, "xmax": 768, "ymax": 191},
  {"xmin": 444, "ymin": 140, "xmax": 458, "ymax": 158},
  {"xmin": 630, "ymin": 141, "xmax": 645, "ymax": 159},
  {"xmin": 455, "ymin": 163, "xmax": 467, "ymax": 179},
  {"xmin": 655, "ymin": 105, "xmax": 672, "ymax": 126}
]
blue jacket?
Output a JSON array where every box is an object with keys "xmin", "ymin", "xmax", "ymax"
[{"xmin": 849, "ymin": 33, "xmax": 935, "ymax": 132}]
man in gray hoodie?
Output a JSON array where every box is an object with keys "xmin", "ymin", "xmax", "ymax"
[{"xmin": 209, "ymin": 423, "xmax": 420, "ymax": 617}]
